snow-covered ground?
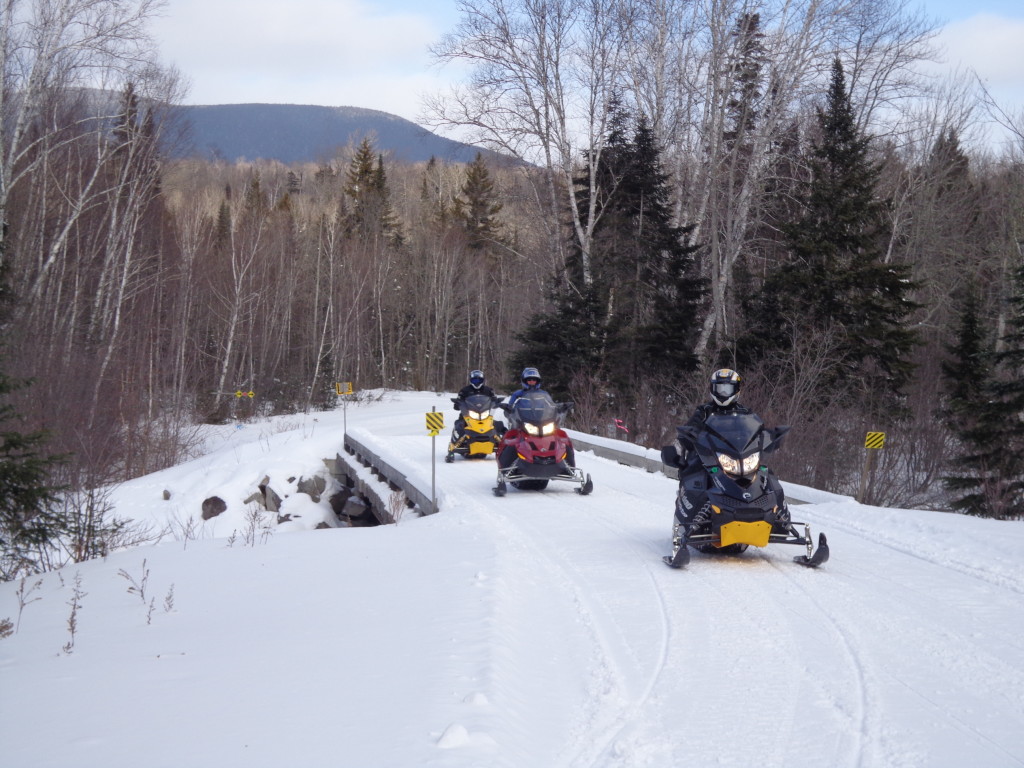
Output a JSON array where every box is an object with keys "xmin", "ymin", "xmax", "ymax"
[{"xmin": 2, "ymin": 391, "xmax": 1024, "ymax": 768}]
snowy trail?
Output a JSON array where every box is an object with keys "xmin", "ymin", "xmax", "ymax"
[
  {"xmin": 417, "ymin": 447, "xmax": 873, "ymax": 766},
  {"xmin": 4, "ymin": 392, "xmax": 1024, "ymax": 768},
  {"xmin": 397, "ymin": 417, "xmax": 1024, "ymax": 767}
]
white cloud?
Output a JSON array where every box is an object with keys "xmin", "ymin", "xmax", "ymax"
[
  {"xmin": 151, "ymin": 0, "xmax": 456, "ymax": 119},
  {"xmin": 932, "ymin": 14, "xmax": 1024, "ymax": 110},
  {"xmin": 937, "ymin": 14, "xmax": 1024, "ymax": 83}
]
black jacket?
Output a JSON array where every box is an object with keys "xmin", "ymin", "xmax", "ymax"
[
  {"xmin": 455, "ymin": 384, "xmax": 496, "ymax": 405},
  {"xmin": 662, "ymin": 401, "xmax": 752, "ymax": 469}
]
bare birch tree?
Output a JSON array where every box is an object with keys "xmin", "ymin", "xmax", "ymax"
[
  {"xmin": 0, "ymin": 0, "xmax": 163, "ymax": 270},
  {"xmin": 428, "ymin": 0, "xmax": 640, "ymax": 285}
]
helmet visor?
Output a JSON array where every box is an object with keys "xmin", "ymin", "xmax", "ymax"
[{"xmin": 712, "ymin": 381, "xmax": 737, "ymax": 400}]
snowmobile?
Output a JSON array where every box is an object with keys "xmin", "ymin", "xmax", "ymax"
[
  {"xmin": 663, "ymin": 411, "xmax": 829, "ymax": 569},
  {"xmin": 493, "ymin": 390, "xmax": 593, "ymax": 496},
  {"xmin": 446, "ymin": 393, "xmax": 504, "ymax": 462}
]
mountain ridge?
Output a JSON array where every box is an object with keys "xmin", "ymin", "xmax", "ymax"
[{"xmin": 171, "ymin": 102, "xmax": 493, "ymax": 165}]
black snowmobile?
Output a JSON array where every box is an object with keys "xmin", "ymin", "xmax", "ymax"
[{"xmin": 663, "ymin": 411, "xmax": 829, "ymax": 569}]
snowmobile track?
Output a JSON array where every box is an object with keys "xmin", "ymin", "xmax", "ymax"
[{"xmin": 770, "ymin": 558, "xmax": 870, "ymax": 768}]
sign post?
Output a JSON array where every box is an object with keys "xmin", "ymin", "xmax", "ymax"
[
  {"xmin": 426, "ymin": 407, "xmax": 444, "ymax": 514},
  {"xmin": 336, "ymin": 382, "xmax": 354, "ymax": 438},
  {"xmin": 858, "ymin": 431, "xmax": 886, "ymax": 503}
]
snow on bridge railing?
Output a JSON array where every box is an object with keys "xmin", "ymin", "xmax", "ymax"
[
  {"xmin": 566, "ymin": 430, "xmax": 678, "ymax": 479},
  {"xmin": 342, "ymin": 430, "xmax": 436, "ymax": 516}
]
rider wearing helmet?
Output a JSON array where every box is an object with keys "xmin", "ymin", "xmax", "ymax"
[
  {"xmin": 663, "ymin": 369, "xmax": 750, "ymax": 472},
  {"xmin": 507, "ymin": 367, "xmax": 543, "ymax": 407},
  {"xmin": 662, "ymin": 369, "xmax": 788, "ymax": 530},
  {"xmin": 453, "ymin": 369, "xmax": 499, "ymax": 435},
  {"xmin": 457, "ymin": 369, "xmax": 495, "ymax": 401}
]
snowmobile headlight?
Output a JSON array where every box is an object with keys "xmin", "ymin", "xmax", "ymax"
[
  {"xmin": 468, "ymin": 409, "xmax": 489, "ymax": 420},
  {"xmin": 717, "ymin": 452, "xmax": 761, "ymax": 476},
  {"xmin": 717, "ymin": 453, "xmax": 741, "ymax": 475},
  {"xmin": 743, "ymin": 453, "xmax": 761, "ymax": 474},
  {"xmin": 524, "ymin": 421, "xmax": 556, "ymax": 436}
]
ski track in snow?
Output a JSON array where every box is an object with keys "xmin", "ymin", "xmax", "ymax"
[
  {"xmin": 429, "ymin": 440, "xmax": 1024, "ymax": 768},
  {"xmin": 9, "ymin": 395, "xmax": 1024, "ymax": 768},
  {"xmin": 805, "ymin": 504, "xmax": 1024, "ymax": 595}
]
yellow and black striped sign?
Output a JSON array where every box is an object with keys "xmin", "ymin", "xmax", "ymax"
[
  {"xmin": 865, "ymin": 431, "xmax": 886, "ymax": 449},
  {"xmin": 426, "ymin": 411, "xmax": 444, "ymax": 436}
]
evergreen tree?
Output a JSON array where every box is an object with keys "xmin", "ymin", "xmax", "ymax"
[
  {"xmin": 940, "ymin": 285, "xmax": 1001, "ymax": 515},
  {"xmin": 344, "ymin": 138, "xmax": 401, "ymax": 243},
  {"xmin": 513, "ymin": 108, "xmax": 703, "ymax": 398},
  {"xmin": 627, "ymin": 115, "xmax": 704, "ymax": 378},
  {"xmin": 0, "ymin": 260, "xmax": 65, "ymax": 577},
  {"xmin": 741, "ymin": 58, "xmax": 918, "ymax": 414},
  {"xmin": 723, "ymin": 12, "xmax": 766, "ymax": 152},
  {"xmin": 453, "ymin": 153, "xmax": 504, "ymax": 254}
]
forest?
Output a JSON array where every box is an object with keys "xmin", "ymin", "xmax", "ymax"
[{"xmin": 2, "ymin": 0, "xmax": 1023, "ymax": 576}]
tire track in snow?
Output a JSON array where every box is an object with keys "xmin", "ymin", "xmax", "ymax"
[
  {"xmin": 801, "ymin": 505, "xmax": 1024, "ymax": 595},
  {"xmin": 771, "ymin": 560, "xmax": 869, "ymax": 768},
  {"xmin": 548, "ymin": 487, "xmax": 675, "ymax": 768},
  {"xmin": 487, "ymin": 491, "xmax": 673, "ymax": 768}
]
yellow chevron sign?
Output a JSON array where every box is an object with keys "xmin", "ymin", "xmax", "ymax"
[
  {"xmin": 865, "ymin": 432, "xmax": 886, "ymax": 449},
  {"xmin": 426, "ymin": 411, "xmax": 444, "ymax": 436}
]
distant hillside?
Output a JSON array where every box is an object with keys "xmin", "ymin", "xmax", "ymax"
[{"xmin": 170, "ymin": 103, "xmax": 494, "ymax": 165}]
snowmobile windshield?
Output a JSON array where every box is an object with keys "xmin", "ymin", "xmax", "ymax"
[
  {"xmin": 461, "ymin": 393, "xmax": 493, "ymax": 414},
  {"xmin": 699, "ymin": 412, "xmax": 767, "ymax": 457},
  {"xmin": 513, "ymin": 390, "xmax": 558, "ymax": 426}
]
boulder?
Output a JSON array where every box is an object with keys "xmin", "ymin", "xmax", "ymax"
[{"xmin": 201, "ymin": 496, "xmax": 227, "ymax": 520}]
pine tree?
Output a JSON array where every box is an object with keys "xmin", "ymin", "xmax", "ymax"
[
  {"xmin": 627, "ymin": 115, "xmax": 704, "ymax": 378},
  {"xmin": 723, "ymin": 12, "xmax": 766, "ymax": 152},
  {"xmin": 0, "ymin": 260, "xmax": 65, "ymax": 576},
  {"xmin": 940, "ymin": 285, "xmax": 1003, "ymax": 515},
  {"xmin": 453, "ymin": 153, "xmax": 504, "ymax": 254},
  {"xmin": 344, "ymin": 138, "xmax": 401, "ymax": 243},
  {"xmin": 513, "ymin": 108, "xmax": 703, "ymax": 397},
  {"xmin": 742, "ymin": 58, "xmax": 918, "ymax": 414}
]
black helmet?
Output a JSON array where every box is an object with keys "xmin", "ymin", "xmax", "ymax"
[
  {"xmin": 709, "ymin": 368, "xmax": 742, "ymax": 406},
  {"xmin": 521, "ymin": 367, "xmax": 541, "ymax": 388},
  {"xmin": 469, "ymin": 369, "xmax": 485, "ymax": 388}
]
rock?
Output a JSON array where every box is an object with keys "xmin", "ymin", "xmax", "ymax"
[
  {"xmin": 297, "ymin": 475, "xmax": 327, "ymax": 502},
  {"xmin": 201, "ymin": 496, "xmax": 227, "ymax": 520}
]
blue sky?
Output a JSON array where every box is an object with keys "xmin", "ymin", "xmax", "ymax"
[{"xmin": 151, "ymin": 0, "xmax": 1023, "ymax": 135}]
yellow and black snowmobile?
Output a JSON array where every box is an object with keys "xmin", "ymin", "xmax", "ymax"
[
  {"xmin": 663, "ymin": 411, "xmax": 829, "ymax": 569},
  {"xmin": 446, "ymin": 393, "xmax": 504, "ymax": 462}
]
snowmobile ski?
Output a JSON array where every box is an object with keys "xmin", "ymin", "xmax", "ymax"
[
  {"xmin": 662, "ymin": 544, "xmax": 691, "ymax": 569},
  {"xmin": 793, "ymin": 532, "xmax": 829, "ymax": 568},
  {"xmin": 575, "ymin": 474, "xmax": 594, "ymax": 495}
]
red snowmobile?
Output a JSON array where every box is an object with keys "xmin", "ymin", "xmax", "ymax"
[{"xmin": 492, "ymin": 390, "xmax": 593, "ymax": 496}]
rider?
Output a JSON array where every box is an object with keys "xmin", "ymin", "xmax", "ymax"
[
  {"xmin": 662, "ymin": 369, "xmax": 768, "ymax": 529},
  {"xmin": 456, "ymin": 369, "xmax": 496, "ymax": 402},
  {"xmin": 452, "ymin": 369, "xmax": 500, "ymax": 435},
  {"xmin": 507, "ymin": 367, "xmax": 544, "ymax": 408}
]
